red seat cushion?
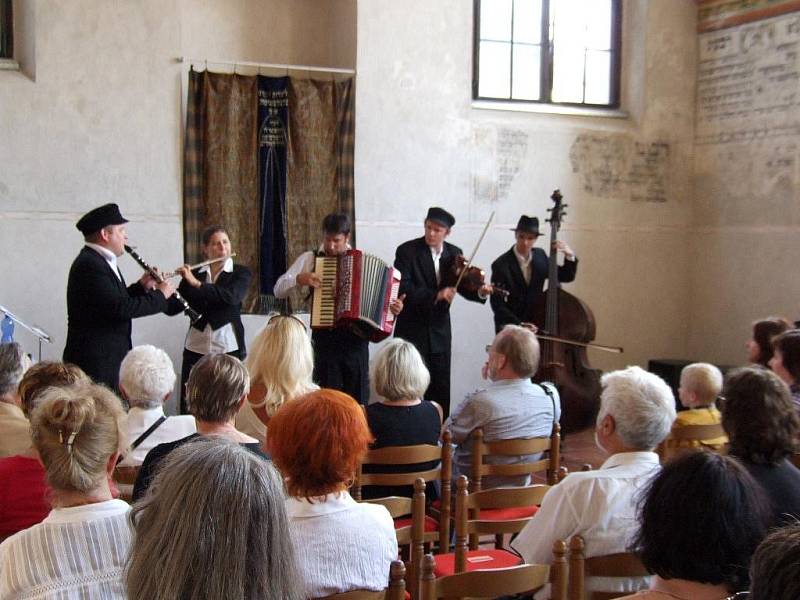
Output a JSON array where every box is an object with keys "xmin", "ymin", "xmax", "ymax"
[
  {"xmin": 394, "ymin": 514, "xmax": 439, "ymax": 532},
  {"xmin": 474, "ymin": 505, "xmax": 539, "ymax": 520},
  {"xmin": 432, "ymin": 549, "xmax": 522, "ymax": 576}
]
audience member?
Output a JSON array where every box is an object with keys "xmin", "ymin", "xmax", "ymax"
[
  {"xmin": 445, "ymin": 325, "xmax": 561, "ymax": 488},
  {"xmin": 132, "ymin": 353, "xmax": 262, "ymax": 501},
  {"xmin": 363, "ymin": 338, "xmax": 442, "ymax": 500},
  {"xmin": 0, "ymin": 342, "xmax": 30, "ymax": 458},
  {"xmin": 127, "ymin": 437, "xmax": 301, "ymax": 600},
  {"xmin": 512, "ymin": 366, "xmax": 675, "ymax": 598},
  {"xmin": 0, "ymin": 382, "xmax": 130, "ymax": 598},
  {"xmin": 268, "ymin": 389, "xmax": 398, "ymax": 598},
  {"xmin": 619, "ymin": 451, "xmax": 770, "ymax": 600},
  {"xmin": 117, "ymin": 345, "xmax": 195, "ymax": 466},
  {"xmin": 0, "ymin": 361, "xmax": 90, "ymax": 539},
  {"xmin": 660, "ymin": 362, "xmax": 727, "ymax": 458},
  {"xmin": 236, "ymin": 313, "xmax": 317, "ymax": 444},
  {"xmin": 749, "ymin": 523, "xmax": 800, "ymax": 600},
  {"xmin": 769, "ymin": 329, "xmax": 800, "ymax": 411},
  {"xmin": 721, "ymin": 366, "xmax": 800, "ymax": 527},
  {"xmin": 747, "ymin": 316, "xmax": 791, "ymax": 367}
]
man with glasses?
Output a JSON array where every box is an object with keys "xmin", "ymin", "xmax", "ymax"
[{"xmin": 444, "ymin": 325, "xmax": 560, "ymax": 489}]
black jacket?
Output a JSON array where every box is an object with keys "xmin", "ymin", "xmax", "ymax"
[
  {"xmin": 489, "ymin": 246, "xmax": 577, "ymax": 333},
  {"xmin": 63, "ymin": 246, "xmax": 168, "ymax": 389},
  {"xmin": 393, "ymin": 237, "xmax": 484, "ymax": 356},
  {"xmin": 167, "ymin": 264, "xmax": 252, "ymax": 355}
]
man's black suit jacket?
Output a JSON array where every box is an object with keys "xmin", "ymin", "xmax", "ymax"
[
  {"xmin": 167, "ymin": 264, "xmax": 252, "ymax": 355},
  {"xmin": 63, "ymin": 246, "xmax": 168, "ymax": 389},
  {"xmin": 393, "ymin": 237, "xmax": 484, "ymax": 357},
  {"xmin": 489, "ymin": 246, "xmax": 577, "ymax": 333}
]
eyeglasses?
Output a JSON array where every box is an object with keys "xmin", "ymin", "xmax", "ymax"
[{"xmin": 268, "ymin": 314, "xmax": 307, "ymax": 330}]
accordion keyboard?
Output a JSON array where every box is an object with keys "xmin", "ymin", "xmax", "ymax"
[{"xmin": 311, "ymin": 256, "xmax": 337, "ymax": 328}]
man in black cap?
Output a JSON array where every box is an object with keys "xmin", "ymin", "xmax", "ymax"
[
  {"xmin": 393, "ymin": 207, "xmax": 491, "ymax": 417},
  {"xmin": 489, "ymin": 215, "xmax": 577, "ymax": 334},
  {"xmin": 63, "ymin": 203, "xmax": 176, "ymax": 390}
]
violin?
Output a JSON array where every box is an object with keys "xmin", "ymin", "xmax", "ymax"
[{"xmin": 446, "ymin": 255, "xmax": 510, "ymax": 299}]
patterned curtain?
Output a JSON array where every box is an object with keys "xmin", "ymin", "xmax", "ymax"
[{"xmin": 182, "ymin": 71, "xmax": 355, "ymax": 314}]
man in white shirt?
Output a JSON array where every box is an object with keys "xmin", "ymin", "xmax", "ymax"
[
  {"xmin": 511, "ymin": 365, "xmax": 675, "ymax": 597},
  {"xmin": 445, "ymin": 325, "xmax": 561, "ymax": 488},
  {"xmin": 117, "ymin": 345, "xmax": 195, "ymax": 467}
]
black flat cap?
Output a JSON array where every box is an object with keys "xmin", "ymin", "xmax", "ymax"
[
  {"xmin": 76, "ymin": 203, "xmax": 129, "ymax": 235},
  {"xmin": 425, "ymin": 207, "xmax": 455, "ymax": 229},
  {"xmin": 511, "ymin": 215, "xmax": 541, "ymax": 236}
]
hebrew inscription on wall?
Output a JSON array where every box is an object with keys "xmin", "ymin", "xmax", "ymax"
[{"xmin": 471, "ymin": 126, "xmax": 530, "ymax": 205}]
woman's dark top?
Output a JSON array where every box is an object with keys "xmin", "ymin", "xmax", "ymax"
[
  {"xmin": 362, "ymin": 401, "xmax": 441, "ymax": 500},
  {"xmin": 737, "ymin": 456, "xmax": 800, "ymax": 527},
  {"xmin": 132, "ymin": 433, "xmax": 265, "ymax": 502}
]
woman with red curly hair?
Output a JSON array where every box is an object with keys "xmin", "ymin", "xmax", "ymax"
[{"xmin": 268, "ymin": 389, "xmax": 398, "ymax": 598}]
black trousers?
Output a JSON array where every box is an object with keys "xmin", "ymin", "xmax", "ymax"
[
  {"xmin": 179, "ymin": 348, "xmax": 244, "ymax": 415},
  {"xmin": 312, "ymin": 328, "xmax": 370, "ymax": 405},
  {"xmin": 422, "ymin": 351, "xmax": 451, "ymax": 418}
]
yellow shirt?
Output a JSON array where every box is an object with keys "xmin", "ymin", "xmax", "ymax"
[
  {"xmin": 662, "ymin": 406, "xmax": 728, "ymax": 456},
  {"xmin": 0, "ymin": 402, "xmax": 31, "ymax": 458}
]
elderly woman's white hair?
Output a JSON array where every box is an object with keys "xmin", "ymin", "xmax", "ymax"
[
  {"xmin": 371, "ymin": 338, "xmax": 430, "ymax": 401},
  {"xmin": 119, "ymin": 345, "xmax": 176, "ymax": 409},
  {"xmin": 598, "ymin": 366, "xmax": 676, "ymax": 450}
]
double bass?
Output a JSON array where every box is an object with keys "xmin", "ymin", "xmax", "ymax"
[{"xmin": 531, "ymin": 190, "xmax": 603, "ymax": 433}]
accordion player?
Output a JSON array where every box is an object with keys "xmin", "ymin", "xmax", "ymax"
[{"xmin": 310, "ymin": 250, "xmax": 402, "ymax": 342}]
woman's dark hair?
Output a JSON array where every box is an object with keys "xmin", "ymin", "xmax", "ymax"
[
  {"xmin": 721, "ymin": 367, "xmax": 800, "ymax": 465},
  {"xmin": 772, "ymin": 329, "xmax": 800, "ymax": 382},
  {"xmin": 631, "ymin": 450, "xmax": 770, "ymax": 592},
  {"xmin": 749, "ymin": 523, "xmax": 800, "ymax": 600},
  {"xmin": 321, "ymin": 213, "xmax": 351, "ymax": 236},
  {"xmin": 752, "ymin": 317, "xmax": 791, "ymax": 366},
  {"xmin": 201, "ymin": 225, "xmax": 227, "ymax": 245}
]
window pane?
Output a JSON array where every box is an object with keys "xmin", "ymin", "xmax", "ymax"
[
  {"xmin": 550, "ymin": 0, "xmax": 588, "ymax": 48},
  {"xmin": 551, "ymin": 46, "xmax": 585, "ymax": 103},
  {"xmin": 481, "ymin": 0, "xmax": 513, "ymax": 41},
  {"xmin": 479, "ymin": 41, "xmax": 512, "ymax": 98},
  {"xmin": 584, "ymin": 51, "xmax": 611, "ymax": 104},
  {"xmin": 513, "ymin": 0, "xmax": 541, "ymax": 44},
  {"xmin": 585, "ymin": 0, "xmax": 613, "ymax": 49},
  {"xmin": 512, "ymin": 44, "xmax": 541, "ymax": 100}
]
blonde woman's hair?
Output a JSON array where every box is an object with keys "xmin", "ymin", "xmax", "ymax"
[
  {"xmin": 31, "ymin": 382, "xmax": 124, "ymax": 493},
  {"xmin": 245, "ymin": 314, "xmax": 316, "ymax": 416},
  {"xmin": 680, "ymin": 362, "xmax": 723, "ymax": 406},
  {"xmin": 372, "ymin": 338, "xmax": 430, "ymax": 401}
]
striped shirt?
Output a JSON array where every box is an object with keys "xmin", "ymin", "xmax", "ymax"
[{"xmin": 0, "ymin": 499, "xmax": 131, "ymax": 599}]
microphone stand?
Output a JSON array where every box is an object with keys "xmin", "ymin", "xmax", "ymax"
[{"xmin": 0, "ymin": 303, "xmax": 53, "ymax": 361}]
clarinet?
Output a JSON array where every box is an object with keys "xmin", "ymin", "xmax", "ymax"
[{"xmin": 124, "ymin": 245, "xmax": 201, "ymax": 323}]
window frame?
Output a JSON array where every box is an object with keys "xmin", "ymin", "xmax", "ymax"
[
  {"xmin": 472, "ymin": 0, "xmax": 623, "ymax": 109},
  {"xmin": 0, "ymin": 0, "xmax": 12, "ymax": 60}
]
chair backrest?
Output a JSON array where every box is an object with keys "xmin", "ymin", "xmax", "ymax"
[
  {"xmin": 568, "ymin": 535, "xmax": 650, "ymax": 600},
  {"xmin": 452, "ymin": 475, "xmax": 550, "ymax": 567},
  {"xmin": 657, "ymin": 422, "xmax": 728, "ymax": 461},
  {"xmin": 470, "ymin": 422, "xmax": 561, "ymax": 491},
  {"xmin": 112, "ymin": 465, "xmax": 140, "ymax": 503},
  {"xmin": 419, "ymin": 541, "xmax": 568, "ymax": 600},
  {"xmin": 316, "ymin": 560, "xmax": 406, "ymax": 600}
]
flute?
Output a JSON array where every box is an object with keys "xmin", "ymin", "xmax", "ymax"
[
  {"xmin": 161, "ymin": 253, "xmax": 236, "ymax": 279},
  {"xmin": 124, "ymin": 245, "xmax": 201, "ymax": 323}
]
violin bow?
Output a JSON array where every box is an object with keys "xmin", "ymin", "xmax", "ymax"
[{"xmin": 453, "ymin": 211, "xmax": 495, "ymax": 292}]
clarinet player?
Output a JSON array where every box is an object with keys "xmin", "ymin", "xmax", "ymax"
[{"xmin": 64, "ymin": 204, "xmax": 176, "ymax": 391}]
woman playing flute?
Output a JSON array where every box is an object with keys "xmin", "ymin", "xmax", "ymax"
[{"xmin": 167, "ymin": 225, "xmax": 252, "ymax": 413}]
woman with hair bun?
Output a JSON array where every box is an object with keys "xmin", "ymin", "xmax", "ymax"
[{"xmin": 0, "ymin": 382, "xmax": 130, "ymax": 598}]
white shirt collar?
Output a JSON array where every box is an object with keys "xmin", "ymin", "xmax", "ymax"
[
  {"xmin": 429, "ymin": 245, "xmax": 444, "ymax": 259},
  {"xmin": 286, "ymin": 491, "xmax": 357, "ymax": 518},
  {"xmin": 85, "ymin": 243, "xmax": 119, "ymax": 275},
  {"xmin": 44, "ymin": 499, "xmax": 130, "ymax": 524},
  {"xmin": 513, "ymin": 247, "xmax": 532, "ymax": 265},
  {"xmin": 599, "ymin": 451, "xmax": 660, "ymax": 470}
]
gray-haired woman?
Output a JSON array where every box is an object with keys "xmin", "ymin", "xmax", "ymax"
[{"xmin": 126, "ymin": 437, "xmax": 301, "ymax": 600}]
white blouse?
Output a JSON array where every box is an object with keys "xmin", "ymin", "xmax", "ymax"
[{"xmin": 287, "ymin": 491, "xmax": 398, "ymax": 598}]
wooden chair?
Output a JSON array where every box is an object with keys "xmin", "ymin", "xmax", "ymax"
[
  {"xmin": 420, "ymin": 541, "xmax": 568, "ymax": 600},
  {"xmin": 568, "ymin": 535, "xmax": 650, "ymax": 600},
  {"xmin": 470, "ymin": 422, "xmax": 561, "ymax": 492},
  {"xmin": 316, "ymin": 560, "xmax": 407, "ymax": 600},
  {"xmin": 657, "ymin": 422, "xmax": 728, "ymax": 461},
  {"xmin": 112, "ymin": 465, "xmax": 140, "ymax": 503},
  {"xmin": 432, "ymin": 475, "xmax": 549, "ymax": 577},
  {"xmin": 353, "ymin": 432, "xmax": 453, "ymax": 551}
]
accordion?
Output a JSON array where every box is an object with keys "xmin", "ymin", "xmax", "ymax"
[{"xmin": 310, "ymin": 250, "xmax": 402, "ymax": 342}]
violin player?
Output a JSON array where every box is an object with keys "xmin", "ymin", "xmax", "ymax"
[
  {"xmin": 489, "ymin": 215, "xmax": 577, "ymax": 334},
  {"xmin": 393, "ymin": 207, "xmax": 492, "ymax": 417}
]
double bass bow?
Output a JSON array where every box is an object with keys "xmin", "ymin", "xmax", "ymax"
[{"xmin": 531, "ymin": 190, "xmax": 620, "ymax": 433}]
